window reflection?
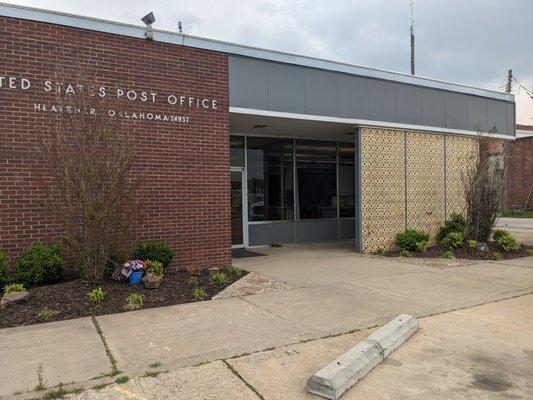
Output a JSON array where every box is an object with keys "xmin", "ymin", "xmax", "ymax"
[
  {"xmin": 339, "ymin": 144, "xmax": 355, "ymax": 217},
  {"xmin": 296, "ymin": 141, "xmax": 337, "ymax": 219},
  {"xmin": 247, "ymin": 137, "xmax": 294, "ymax": 221}
]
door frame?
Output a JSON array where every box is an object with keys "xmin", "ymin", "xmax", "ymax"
[{"xmin": 230, "ymin": 166, "xmax": 249, "ymax": 249}]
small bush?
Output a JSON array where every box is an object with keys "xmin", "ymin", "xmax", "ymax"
[
  {"xmin": 442, "ymin": 250, "xmax": 455, "ymax": 259},
  {"xmin": 146, "ymin": 260, "xmax": 164, "ymax": 277},
  {"xmin": 15, "ymin": 243, "xmax": 65, "ymax": 286},
  {"xmin": 125, "ymin": 293, "xmax": 143, "ymax": 311},
  {"xmin": 4, "ymin": 283, "xmax": 25, "ymax": 294},
  {"xmin": 400, "ymin": 250, "xmax": 410, "ymax": 257},
  {"xmin": 415, "ymin": 240, "xmax": 428, "ymax": 252},
  {"xmin": 492, "ymin": 252, "xmax": 502, "ymax": 261},
  {"xmin": 193, "ymin": 287, "xmax": 206, "ymax": 300},
  {"xmin": 492, "ymin": 229, "xmax": 508, "ymax": 242},
  {"xmin": 395, "ymin": 229, "xmax": 430, "ymax": 251},
  {"xmin": 0, "ymin": 249, "xmax": 12, "ymax": 289},
  {"xmin": 495, "ymin": 232, "xmax": 519, "ymax": 252},
  {"xmin": 436, "ymin": 214, "xmax": 466, "ymax": 244},
  {"xmin": 441, "ymin": 231, "xmax": 464, "ymax": 249},
  {"xmin": 132, "ymin": 242, "xmax": 173, "ymax": 269},
  {"xmin": 211, "ymin": 271, "xmax": 227, "ymax": 283},
  {"xmin": 38, "ymin": 307, "xmax": 57, "ymax": 321},
  {"xmin": 468, "ymin": 240, "xmax": 477, "ymax": 250},
  {"xmin": 375, "ymin": 248, "xmax": 384, "ymax": 255},
  {"xmin": 527, "ymin": 249, "xmax": 533, "ymax": 257},
  {"xmin": 88, "ymin": 287, "xmax": 105, "ymax": 305},
  {"xmin": 221, "ymin": 263, "xmax": 241, "ymax": 276}
]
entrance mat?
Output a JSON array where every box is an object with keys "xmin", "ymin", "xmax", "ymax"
[{"xmin": 231, "ymin": 249, "xmax": 266, "ymax": 258}]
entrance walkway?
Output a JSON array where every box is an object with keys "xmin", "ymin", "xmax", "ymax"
[{"xmin": 1, "ymin": 245, "xmax": 532, "ymax": 398}]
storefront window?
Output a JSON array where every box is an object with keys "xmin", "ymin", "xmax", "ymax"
[
  {"xmin": 338, "ymin": 144, "xmax": 355, "ymax": 217},
  {"xmin": 230, "ymin": 135, "xmax": 245, "ymax": 167},
  {"xmin": 296, "ymin": 141, "xmax": 337, "ymax": 219},
  {"xmin": 247, "ymin": 137, "xmax": 294, "ymax": 221}
]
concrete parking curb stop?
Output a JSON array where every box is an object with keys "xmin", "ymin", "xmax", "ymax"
[{"xmin": 306, "ymin": 314, "xmax": 418, "ymax": 400}]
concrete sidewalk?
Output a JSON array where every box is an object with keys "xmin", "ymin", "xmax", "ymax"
[
  {"xmin": 62, "ymin": 294, "xmax": 533, "ymax": 399},
  {"xmin": 1, "ymin": 244, "xmax": 532, "ymax": 398}
]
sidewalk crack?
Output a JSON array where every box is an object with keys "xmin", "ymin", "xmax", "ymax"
[
  {"xmin": 91, "ymin": 316, "xmax": 121, "ymax": 377},
  {"xmin": 222, "ymin": 359, "xmax": 266, "ymax": 400}
]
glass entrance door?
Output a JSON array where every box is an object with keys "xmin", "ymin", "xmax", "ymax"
[{"xmin": 230, "ymin": 169, "xmax": 247, "ymax": 247}]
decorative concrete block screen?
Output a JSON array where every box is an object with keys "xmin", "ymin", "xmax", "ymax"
[
  {"xmin": 406, "ymin": 132, "xmax": 445, "ymax": 239},
  {"xmin": 360, "ymin": 127, "xmax": 478, "ymax": 252},
  {"xmin": 446, "ymin": 135, "xmax": 479, "ymax": 216},
  {"xmin": 361, "ymin": 129, "xmax": 406, "ymax": 251}
]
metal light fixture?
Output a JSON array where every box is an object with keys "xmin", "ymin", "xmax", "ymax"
[
  {"xmin": 178, "ymin": 21, "xmax": 183, "ymax": 34},
  {"xmin": 141, "ymin": 12, "xmax": 156, "ymax": 40}
]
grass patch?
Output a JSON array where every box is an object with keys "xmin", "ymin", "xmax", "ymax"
[
  {"xmin": 34, "ymin": 363, "xmax": 47, "ymax": 391},
  {"xmin": 115, "ymin": 376, "xmax": 129, "ymax": 384},
  {"xmin": 501, "ymin": 209, "xmax": 533, "ymax": 218},
  {"xmin": 148, "ymin": 361, "xmax": 162, "ymax": 368}
]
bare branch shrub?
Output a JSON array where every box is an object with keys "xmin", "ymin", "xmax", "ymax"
[
  {"xmin": 463, "ymin": 139, "xmax": 509, "ymax": 242},
  {"xmin": 42, "ymin": 69, "xmax": 141, "ymax": 283}
]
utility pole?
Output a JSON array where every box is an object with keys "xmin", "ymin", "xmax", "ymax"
[
  {"xmin": 410, "ymin": 0, "xmax": 415, "ymax": 75},
  {"xmin": 505, "ymin": 69, "xmax": 513, "ymax": 93}
]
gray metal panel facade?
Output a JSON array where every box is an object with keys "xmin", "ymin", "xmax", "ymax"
[
  {"xmin": 268, "ymin": 63, "xmax": 306, "ymax": 113},
  {"xmin": 297, "ymin": 219, "xmax": 339, "ymax": 242},
  {"xmin": 397, "ymin": 85, "xmax": 422, "ymax": 124},
  {"xmin": 229, "ymin": 56, "xmax": 515, "ymax": 136},
  {"xmin": 421, "ymin": 88, "xmax": 445, "ymax": 127},
  {"xmin": 248, "ymin": 222, "xmax": 296, "ymax": 246}
]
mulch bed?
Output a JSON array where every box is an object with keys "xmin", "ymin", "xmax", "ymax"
[
  {"xmin": 0, "ymin": 269, "xmax": 247, "ymax": 329},
  {"xmin": 383, "ymin": 241, "xmax": 531, "ymax": 260}
]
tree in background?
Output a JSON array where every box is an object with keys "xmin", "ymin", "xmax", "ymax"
[
  {"xmin": 42, "ymin": 69, "xmax": 141, "ymax": 283},
  {"xmin": 463, "ymin": 138, "xmax": 508, "ymax": 242}
]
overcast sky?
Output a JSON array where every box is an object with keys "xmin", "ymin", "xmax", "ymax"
[{"xmin": 8, "ymin": 0, "xmax": 533, "ymax": 125}]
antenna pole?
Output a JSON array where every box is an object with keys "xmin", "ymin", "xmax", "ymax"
[
  {"xmin": 505, "ymin": 69, "xmax": 513, "ymax": 93},
  {"xmin": 410, "ymin": 0, "xmax": 415, "ymax": 75}
]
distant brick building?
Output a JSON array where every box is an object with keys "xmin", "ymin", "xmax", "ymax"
[{"xmin": 507, "ymin": 125, "xmax": 533, "ymax": 210}]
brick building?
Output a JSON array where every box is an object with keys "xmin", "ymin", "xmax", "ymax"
[
  {"xmin": 0, "ymin": 4, "xmax": 517, "ymax": 267},
  {"xmin": 507, "ymin": 125, "xmax": 533, "ymax": 210}
]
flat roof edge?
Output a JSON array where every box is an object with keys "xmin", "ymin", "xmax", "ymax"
[{"xmin": 0, "ymin": 2, "xmax": 515, "ymax": 103}]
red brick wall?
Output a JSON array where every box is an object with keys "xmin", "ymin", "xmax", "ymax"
[
  {"xmin": 507, "ymin": 137, "xmax": 533, "ymax": 210},
  {"xmin": 0, "ymin": 17, "xmax": 231, "ymax": 268}
]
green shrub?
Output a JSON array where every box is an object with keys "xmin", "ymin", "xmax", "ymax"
[
  {"xmin": 492, "ymin": 251, "xmax": 502, "ymax": 261},
  {"xmin": 395, "ymin": 229, "xmax": 430, "ymax": 251},
  {"xmin": 441, "ymin": 231, "xmax": 464, "ymax": 249},
  {"xmin": 125, "ymin": 293, "xmax": 143, "ymax": 311},
  {"xmin": 400, "ymin": 249, "xmax": 410, "ymax": 257},
  {"xmin": 193, "ymin": 287, "xmax": 206, "ymax": 300},
  {"xmin": 132, "ymin": 242, "xmax": 173, "ymax": 268},
  {"xmin": 496, "ymin": 233, "xmax": 519, "ymax": 252},
  {"xmin": 442, "ymin": 250, "xmax": 455, "ymax": 259},
  {"xmin": 436, "ymin": 214, "xmax": 465, "ymax": 244},
  {"xmin": 146, "ymin": 260, "xmax": 164, "ymax": 277},
  {"xmin": 211, "ymin": 271, "xmax": 227, "ymax": 283},
  {"xmin": 492, "ymin": 229, "xmax": 509, "ymax": 241},
  {"xmin": 0, "ymin": 249, "xmax": 12, "ymax": 289},
  {"xmin": 527, "ymin": 249, "xmax": 533, "ymax": 257},
  {"xmin": 4, "ymin": 283, "xmax": 25, "ymax": 294},
  {"xmin": 15, "ymin": 243, "xmax": 65, "ymax": 286},
  {"xmin": 415, "ymin": 240, "xmax": 428, "ymax": 252},
  {"xmin": 87, "ymin": 287, "xmax": 105, "ymax": 305},
  {"xmin": 38, "ymin": 307, "xmax": 57, "ymax": 321},
  {"xmin": 375, "ymin": 248, "xmax": 384, "ymax": 255},
  {"xmin": 468, "ymin": 240, "xmax": 477, "ymax": 250}
]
